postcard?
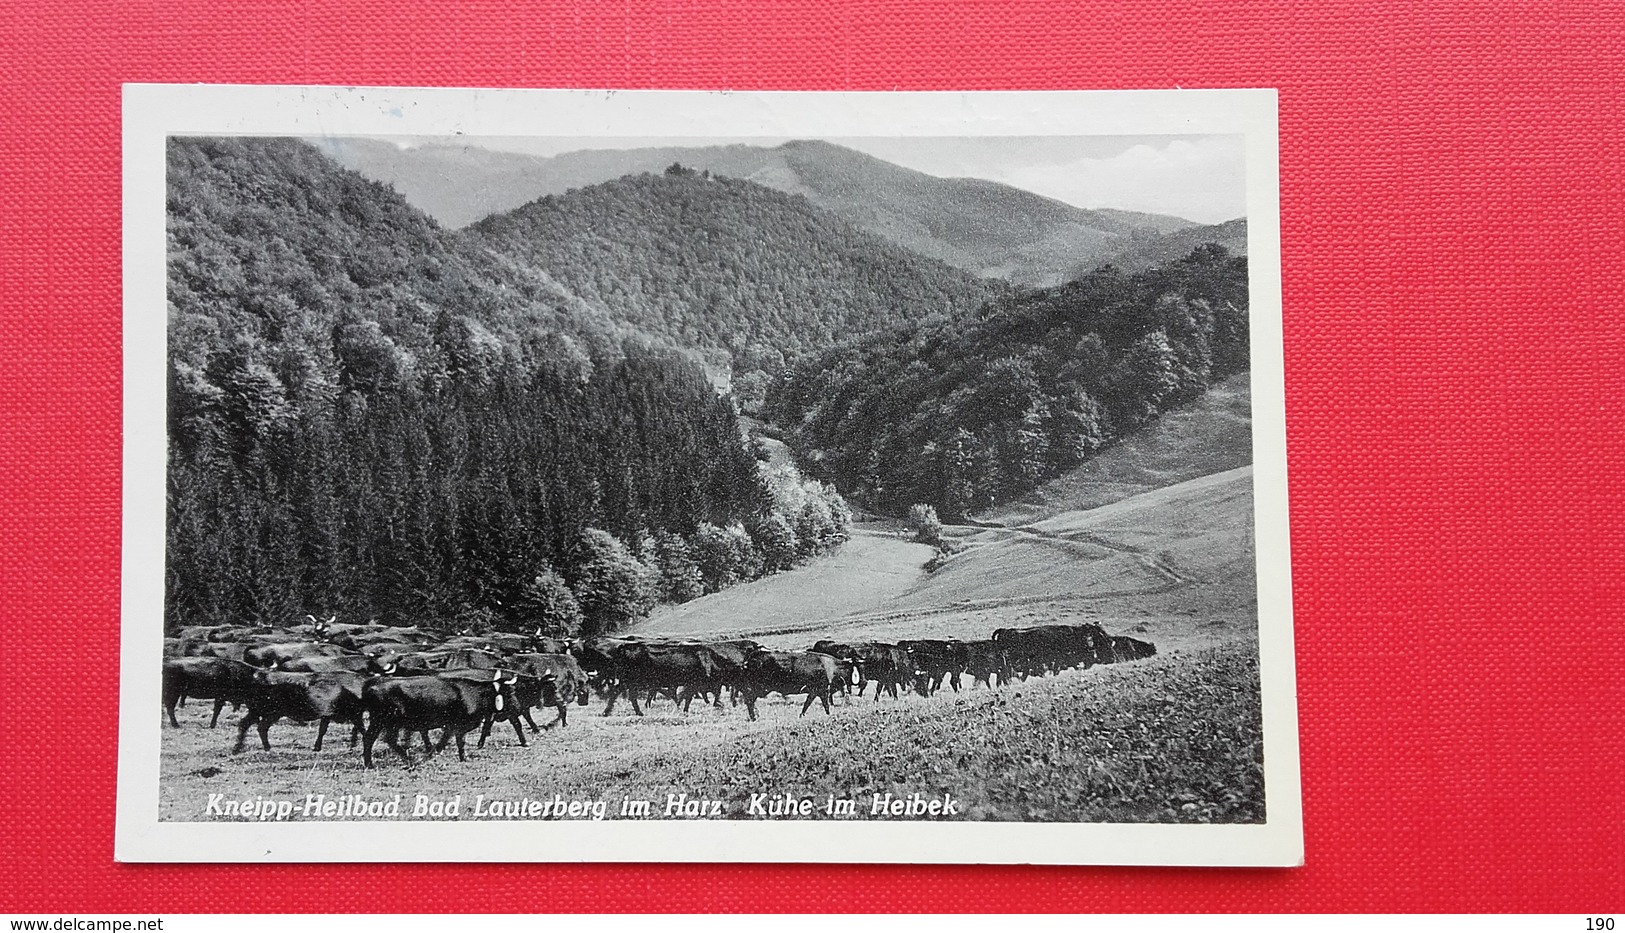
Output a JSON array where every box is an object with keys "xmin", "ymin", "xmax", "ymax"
[{"xmin": 118, "ymin": 85, "xmax": 1299, "ymax": 864}]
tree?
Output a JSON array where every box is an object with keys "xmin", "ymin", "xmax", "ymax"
[
  {"xmin": 507, "ymin": 565, "xmax": 583, "ymax": 637},
  {"xmin": 331, "ymin": 318, "xmax": 411, "ymax": 395},
  {"xmin": 931, "ymin": 428, "xmax": 991, "ymax": 522},
  {"xmin": 205, "ymin": 339, "xmax": 294, "ymax": 457},
  {"xmin": 825, "ymin": 489, "xmax": 854, "ymax": 542},
  {"xmin": 731, "ymin": 370, "xmax": 772, "ymax": 416},
  {"xmin": 1121, "ymin": 328, "xmax": 1180, "ymax": 427},
  {"xmin": 168, "ymin": 360, "xmax": 225, "ymax": 456},
  {"xmin": 691, "ymin": 522, "xmax": 740, "ymax": 593},
  {"xmin": 653, "ymin": 531, "xmax": 705, "ymax": 603},
  {"xmin": 752, "ymin": 513, "xmax": 800, "ymax": 574},
  {"xmin": 1047, "ymin": 389, "xmax": 1110, "ymax": 468},
  {"xmin": 1001, "ymin": 402, "xmax": 1051, "ymax": 492},
  {"xmin": 568, "ymin": 528, "xmax": 658, "ymax": 636}
]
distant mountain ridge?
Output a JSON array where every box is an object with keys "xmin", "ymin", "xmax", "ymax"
[{"xmin": 313, "ymin": 137, "xmax": 1224, "ymax": 286}]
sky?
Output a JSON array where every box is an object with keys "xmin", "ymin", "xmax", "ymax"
[{"xmin": 383, "ymin": 134, "xmax": 1247, "ymax": 224}]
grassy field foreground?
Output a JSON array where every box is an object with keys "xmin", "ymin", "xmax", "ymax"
[
  {"xmin": 568, "ymin": 637, "xmax": 1266, "ymax": 823},
  {"xmin": 163, "ymin": 637, "xmax": 1262, "ymax": 824}
]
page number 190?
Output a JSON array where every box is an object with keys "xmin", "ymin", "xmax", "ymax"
[{"xmin": 1588, "ymin": 919, "xmax": 1615, "ymax": 930}]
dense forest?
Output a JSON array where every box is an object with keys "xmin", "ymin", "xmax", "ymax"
[
  {"xmin": 166, "ymin": 138, "xmax": 849, "ymax": 635},
  {"xmin": 763, "ymin": 245, "xmax": 1250, "ymax": 520},
  {"xmin": 466, "ymin": 163, "xmax": 999, "ymax": 369}
]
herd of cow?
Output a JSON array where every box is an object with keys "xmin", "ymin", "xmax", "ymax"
[{"xmin": 162, "ymin": 616, "xmax": 1157, "ymax": 769}]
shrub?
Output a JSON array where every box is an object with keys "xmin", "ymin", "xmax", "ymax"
[{"xmin": 907, "ymin": 503, "xmax": 944, "ymax": 546}]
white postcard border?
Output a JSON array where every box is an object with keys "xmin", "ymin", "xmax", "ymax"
[{"xmin": 118, "ymin": 85, "xmax": 1299, "ymax": 865}]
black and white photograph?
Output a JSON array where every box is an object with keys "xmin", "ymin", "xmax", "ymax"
[{"xmin": 119, "ymin": 86, "xmax": 1298, "ymax": 864}]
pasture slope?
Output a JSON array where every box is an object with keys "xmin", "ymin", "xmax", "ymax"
[
  {"xmin": 977, "ymin": 370, "xmax": 1252, "ymax": 526},
  {"xmin": 635, "ymin": 527, "xmax": 935, "ymax": 636},
  {"xmin": 160, "ymin": 377, "xmax": 1262, "ymax": 824}
]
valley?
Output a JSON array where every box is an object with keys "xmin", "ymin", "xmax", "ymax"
[{"xmin": 159, "ymin": 131, "xmax": 1263, "ymax": 826}]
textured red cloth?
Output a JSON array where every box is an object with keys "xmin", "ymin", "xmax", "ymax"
[{"xmin": 2, "ymin": 0, "xmax": 1622, "ymax": 914}]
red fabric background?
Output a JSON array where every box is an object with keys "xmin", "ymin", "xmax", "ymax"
[{"xmin": 2, "ymin": 0, "xmax": 1622, "ymax": 913}]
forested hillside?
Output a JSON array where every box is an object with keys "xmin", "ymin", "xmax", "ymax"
[
  {"xmin": 764, "ymin": 245, "xmax": 1250, "ymax": 520},
  {"xmin": 166, "ymin": 137, "xmax": 849, "ymax": 634},
  {"xmin": 464, "ymin": 163, "xmax": 998, "ymax": 368}
]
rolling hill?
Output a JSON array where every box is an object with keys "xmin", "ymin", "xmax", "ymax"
[
  {"xmin": 315, "ymin": 137, "xmax": 1202, "ymax": 286},
  {"xmin": 1096, "ymin": 218, "xmax": 1249, "ymax": 275},
  {"xmin": 464, "ymin": 167, "xmax": 998, "ymax": 359}
]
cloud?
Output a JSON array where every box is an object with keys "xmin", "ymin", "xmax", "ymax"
[{"xmin": 999, "ymin": 136, "xmax": 1246, "ymax": 224}]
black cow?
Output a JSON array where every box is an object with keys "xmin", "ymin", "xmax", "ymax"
[
  {"xmin": 422, "ymin": 647, "xmax": 504, "ymax": 671},
  {"xmin": 243, "ymin": 641, "xmax": 350, "ymax": 669},
  {"xmin": 506, "ymin": 653, "xmax": 591, "ymax": 730},
  {"xmin": 301, "ymin": 614, "xmax": 339, "ymax": 641},
  {"xmin": 278, "ymin": 654, "xmax": 376, "ymax": 674},
  {"xmin": 569, "ymin": 637, "xmax": 652, "ymax": 699},
  {"xmin": 685, "ymin": 638, "xmax": 760, "ymax": 708},
  {"xmin": 809, "ymin": 643, "xmax": 866, "ymax": 702},
  {"xmin": 812, "ymin": 641, "xmax": 917, "ymax": 700},
  {"xmin": 478, "ymin": 632, "xmax": 534, "ymax": 655},
  {"xmin": 811, "ymin": 640, "xmax": 857, "ymax": 660},
  {"xmin": 963, "ymin": 639, "xmax": 1012, "ymax": 689},
  {"xmin": 568, "ymin": 637, "xmax": 619, "ymax": 685},
  {"xmin": 232, "ymin": 670, "xmax": 367, "ymax": 753},
  {"xmin": 1105, "ymin": 635, "xmax": 1157, "ymax": 663},
  {"xmin": 527, "ymin": 633, "xmax": 571, "ymax": 655},
  {"xmin": 317, "ymin": 622, "xmax": 396, "ymax": 649},
  {"xmin": 348, "ymin": 631, "xmax": 435, "ymax": 653},
  {"xmin": 1077, "ymin": 623, "xmax": 1115, "ymax": 667},
  {"xmin": 899, "ymin": 639, "xmax": 969, "ymax": 696},
  {"xmin": 991, "ymin": 626, "xmax": 1049, "ymax": 677},
  {"xmin": 438, "ymin": 636, "xmax": 500, "ymax": 654},
  {"xmin": 598, "ymin": 642, "xmax": 722, "ymax": 716},
  {"xmin": 308, "ymin": 615, "xmax": 411, "ymax": 645},
  {"xmin": 992, "ymin": 624, "xmax": 1108, "ymax": 677},
  {"xmin": 174, "ymin": 624, "xmax": 272, "ymax": 643},
  {"xmin": 161, "ymin": 657, "xmax": 259, "ymax": 727},
  {"xmin": 369, "ymin": 647, "xmax": 501, "ymax": 674},
  {"xmin": 366, "ymin": 651, "xmax": 436, "ymax": 675},
  {"xmin": 830, "ymin": 658, "xmax": 864, "ymax": 703},
  {"xmin": 857, "ymin": 643, "xmax": 911, "ymax": 700},
  {"xmin": 193, "ymin": 641, "xmax": 248, "ymax": 662},
  {"xmin": 738, "ymin": 650, "xmax": 839, "ymax": 721},
  {"xmin": 360, "ymin": 669, "xmax": 524, "ymax": 767}
]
